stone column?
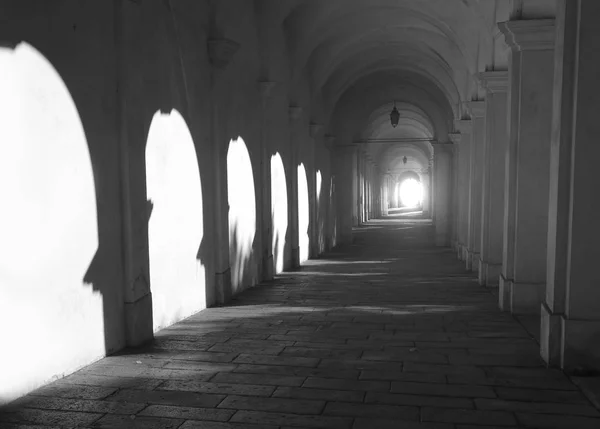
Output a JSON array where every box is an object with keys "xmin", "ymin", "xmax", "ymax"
[
  {"xmin": 432, "ymin": 143, "xmax": 454, "ymax": 246},
  {"xmin": 336, "ymin": 145, "xmax": 357, "ymax": 244},
  {"xmin": 452, "ymin": 119, "xmax": 472, "ymax": 262},
  {"xmin": 257, "ymin": 81, "xmax": 276, "ymax": 281},
  {"xmin": 541, "ymin": 0, "xmax": 600, "ymax": 371},
  {"xmin": 478, "ymin": 72, "xmax": 508, "ymax": 286},
  {"xmin": 498, "ymin": 19, "xmax": 555, "ymax": 314},
  {"xmin": 288, "ymin": 106, "xmax": 303, "ymax": 268},
  {"xmin": 466, "ymin": 101, "xmax": 485, "ymax": 272},
  {"xmin": 421, "ymin": 170, "xmax": 431, "ymax": 217},
  {"xmin": 309, "ymin": 124, "xmax": 322, "ymax": 258}
]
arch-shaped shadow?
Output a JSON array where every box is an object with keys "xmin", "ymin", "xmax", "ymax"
[
  {"xmin": 271, "ymin": 153, "xmax": 288, "ymax": 274},
  {"xmin": 0, "ymin": 43, "xmax": 104, "ymax": 403},
  {"xmin": 298, "ymin": 163, "xmax": 310, "ymax": 264},
  {"xmin": 227, "ymin": 137, "xmax": 257, "ymax": 294},
  {"xmin": 146, "ymin": 109, "xmax": 206, "ymax": 333}
]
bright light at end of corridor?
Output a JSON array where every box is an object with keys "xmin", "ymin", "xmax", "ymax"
[{"xmin": 399, "ymin": 178, "xmax": 422, "ymax": 208}]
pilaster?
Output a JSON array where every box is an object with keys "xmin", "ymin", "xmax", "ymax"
[
  {"xmin": 466, "ymin": 101, "xmax": 485, "ymax": 272},
  {"xmin": 432, "ymin": 143, "xmax": 454, "ymax": 247}
]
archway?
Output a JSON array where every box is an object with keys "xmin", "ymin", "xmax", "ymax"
[
  {"xmin": 298, "ymin": 163, "xmax": 310, "ymax": 264},
  {"xmin": 0, "ymin": 42, "xmax": 101, "ymax": 402},
  {"xmin": 146, "ymin": 109, "xmax": 205, "ymax": 332},
  {"xmin": 227, "ymin": 137, "xmax": 257, "ymax": 292},
  {"xmin": 271, "ymin": 153, "xmax": 288, "ymax": 274}
]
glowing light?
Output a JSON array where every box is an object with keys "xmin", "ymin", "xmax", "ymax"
[
  {"xmin": 298, "ymin": 163, "xmax": 310, "ymax": 263},
  {"xmin": 227, "ymin": 137, "xmax": 257, "ymax": 291},
  {"xmin": 146, "ymin": 109, "xmax": 205, "ymax": 332},
  {"xmin": 270, "ymin": 153, "xmax": 288, "ymax": 274},
  {"xmin": 0, "ymin": 43, "xmax": 102, "ymax": 403},
  {"xmin": 399, "ymin": 178, "xmax": 423, "ymax": 208}
]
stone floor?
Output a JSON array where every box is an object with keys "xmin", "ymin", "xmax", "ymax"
[{"xmin": 2, "ymin": 219, "xmax": 600, "ymax": 428}]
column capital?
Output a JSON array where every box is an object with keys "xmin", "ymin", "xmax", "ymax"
[
  {"xmin": 324, "ymin": 134, "xmax": 336, "ymax": 150},
  {"xmin": 467, "ymin": 101, "xmax": 486, "ymax": 118},
  {"xmin": 309, "ymin": 123, "xmax": 323, "ymax": 139},
  {"xmin": 257, "ymin": 81, "xmax": 277, "ymax": 106},
  {"xmin": 288, "ymin": 105, "xmax": 303, "ymax": 122},
  {"xmin": 336, "ymin": 144, "xmax": 358, "ymax": 154},
  {"xmin": 454, "ymin": 119, "xmax": 473, "ymax": 135},
  {"xmin": 478, "ymin": 71, "xmax": 508, "ymax": 94},
  {"xmin": 498, "ymin": 19, "xmax": 555, "ymax": 52},
  {"xmin": 448, "ymin": 133, "xmax": 462, "ymax": 145},
  {"xmin": 208, "ymin": 38, "xmax": 240, "ymax": 69}
]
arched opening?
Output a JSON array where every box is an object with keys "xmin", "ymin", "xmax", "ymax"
[
  {"xmin": 270, "ymin": 153, "xmax": 288, "ymax": 274},
  {"xmin": 0, "ymin": 42, "xmax": 101, "ymax": 402},
  {"xmin": 146, "ymin": 109, "xmax": 205, "ymax": 332},
  {"xmin": 298, "ymin": 163, "xmax": 310, "ymax": 264},
  {"xmin": 398, "ymin": 177, "xmax": 423, "ymax": 208},
  {"xmin": 227, "ymin": 137, "xmax": 257, "ymax": 292}
]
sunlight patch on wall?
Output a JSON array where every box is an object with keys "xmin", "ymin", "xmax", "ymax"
[
  {"xmin": 298, "ymin": 163, "xmax": 310, "ymax": 263},
  {"xmin": 227, "ymin": 137, "xmax": 257, "ymax": 291},
  {"xmin": 270, "ymin": 153, "xmax": 288, "ymax": 274},
  {"xmin": 0, "ymin": 43, "xmax": 103, "ymax": 404},
  {"xmin": 146, "ymin": 109, "xmax": 205, "ymax": 332}
]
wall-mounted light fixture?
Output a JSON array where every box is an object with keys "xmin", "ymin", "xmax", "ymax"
[
  {"xmin": 403, "ymin": 156, "xmax": 408, "ymax": 165},
  {"xmin": 390, "ymin": 101, "xmax": 400, "ymax": 128}
]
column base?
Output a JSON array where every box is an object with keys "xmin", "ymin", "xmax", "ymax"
[
  {"xmin": 291, "ymin": 247, "xmax": 300, "ymax": 269},
  {"xmin": 125, "ymin": 292, "xmax": 154, "ymax": 347},
  {"xmin": 499, "ymin": 276, "xmax": 543, "ymax": 314},
  {"xmin": 262, "ymin": 254, "xmax": 274, "ymax": 281},
  {"xmin": 215, "ymin": 268, "xmax": 232, "ymax": 305},
  {"xmin": 465, "ymin": 249, "xmax": 474, "ymax": 271},
  {"xmin": 562, "ymin": 316, "xmax": 600, "ymax": 373},
  {"xmin": 540, "ymin": 302, "xmax": 562, "ymax": 367},
  {"xmin": 499, "ymin": 274, "xmax": 513, "ymax": 312},
  {"xmin": 478, "ymin": 260, "xmax": 501, "ymax": 287}
]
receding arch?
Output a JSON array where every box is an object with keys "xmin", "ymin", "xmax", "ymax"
[
  {"xmin": 227, "ymin": 137, "xmax": 257, "ymax": 292},
  {"xmin": 0, "ymin": 42, "xmax": 102, "ymax": 403},
  {"xmin": 271, "ymin": 153, "xmax": 288, "ymax": 274},
  {"xmin": 146, "ymin": 109, "xmax": 205, "ymax": 332}
]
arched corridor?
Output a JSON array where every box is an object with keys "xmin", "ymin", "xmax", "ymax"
[{"xmin": 2, "ymin": 0, "xmax": 600, "ymax": 425}]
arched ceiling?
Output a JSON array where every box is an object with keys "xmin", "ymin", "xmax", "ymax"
[{"xmin": 259, "ymin": 0, "xmax": 553, "ymax": 172}]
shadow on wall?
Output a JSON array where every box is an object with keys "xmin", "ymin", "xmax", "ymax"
[
  {"xmin": 271, "ymin": 153, "xmax": 288, "ymax": 274},
  {"xmin": 0, "ymin": 43, "xmax": 109, "ymax": 404},
  {"xmin": 227, "ymin": 137, "xmax": 257, "ymax": 294},
  {"xmin": 145, "ymin": 109, "xmax": 206, "ymax": 333},
  {"xmin": 330, "ymin": 176, "xmax": 338, "ymax": 248},
  {"xmin": 298, "ymin": 163, "xmax": 310, "ymax": 264}
]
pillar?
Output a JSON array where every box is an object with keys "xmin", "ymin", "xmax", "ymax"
[
  {"xmin": 432, "ymin": 143, "xmax": 453, "ymax": 246},
  {"xmin": 288, "ymin": 106, "xmax": 302, "ymax": 268},
  {"xmin": 466, "ymin": 101, "xmax": 485, "ymax": 271},
  {"xmin": 309, "ymin": 124, "xmax": 322, "ymax": 258},
  {"xmin": 452, "ymin": 119, "xmax": 472, "ymax": 261},
  {"xmin": 478, "ymin": 72, "xmax": 508, "ymax": 286},
  {"xmin": 421, "ymin": 171, "xmax": 431, "ymax": 217},
  {"xmin": 258, "ymin": 81, "xmax": 276, "ymax": 281},
  {"xmin": 498, "ymin": 19, "xmax": 555, "ymax": 314},
  {"xmin": 336, "ymin": 145, "xmax": 358, "ymax": 244},
  {"xmin": 541, "ymin": 0, "xmax": 600, "ymax": 371}
]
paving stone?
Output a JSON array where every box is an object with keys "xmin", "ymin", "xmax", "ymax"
[
  {"xmin": 139, "ymin": 404, "xmax": 234, "ymax": 421},
  {"xmin": 353, "ymin": 419, "xmax": 454, "ymax": 429},
  {"xmin": 233, "ymin": 363, "xmax": 360, "ymax": 379},
  {"xmin": 391, "ymin": 381, "xmax": 496, "ymax": 398},
  {"xmin": 29, "ymin": 384, "xmax": 117, "ymax": 400},
  {"xmin": 59, "ymin": 374, "xmax": 165, "ymax": 390},
  {"xmin": 303, "ymin": 376, "xmax": 390, "ymax": 392},
  {"xmin": 179, "ymin": 421, "xmax": 277, "ymax": 429},
  {"xmin": 11, "ymin": 396, "xmax": 146, "ymax": 414},
  {"xmin": 229, "ymin": 410, "xmax": 353, "ymax": 428},
  {"xmin": 156, "ymin": 379, "xmax": 275, "ymax": 396},
  {"xmin": 218, "ymin": 395, "xmax": 325, "ymax": 414},
  {"xmin": 233, "ymin": 353, "xmax": 320, "ymax": 367},
  {"xmin": 324, "ymin": 401, "xmax": 419, "ymax": 420},
  {"xmin": 91, "ymin": 414, "xmax": 184, "ymax": 428},
  {"xmin": 163, "ymin": 361, "xmax": 238, "ymax": 372},
  {"xmin": 366, "ymin": 391, "xmax": 474, "ymax": 408},
  {"xmin": 0, "ymin": 408, "xmax": 103, "ymax": 427},
  {"xmin": 475, "ymin": 398, "xmax": 600, "ymax": 416},
  {"xmin": 106, "ymin": 389, "xmax": 225, "ymax": 408},
  {"xmin": 273, "ymin": 386, "xmax": 364, "ymax": 402},
  {"xmin": 359, "ymin": 369, "xmax": 446, "ymax": 384},
  {"xmin": 211, "ymin": 372, "xmax": 306, "ymax": 387},
  {"xmin": 494, "ymin": 386, "xmax": 592, "ymax": 404},
  {"xmin": 361, "ymin": 350, "xmax": 449, "ymax": 364},
  {"xmin": 516, "ymin": 412, "xmax": 600, "ymax": 429},
  {"xmin": 403, "ymin": 362, "xmax": 486, "ymax": 377},
  {"xmin": 421, "ymin": 407, "xmax": 517, "ymax": 426},
  {"xmin": 447, "ymin": 374, "xmax": 578, "ymax": 390}
]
